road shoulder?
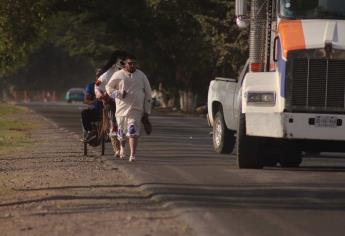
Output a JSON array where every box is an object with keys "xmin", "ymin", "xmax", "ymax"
[{"xmin": 0, "ymin": 108, "xmax": 194, "ymax": 236}]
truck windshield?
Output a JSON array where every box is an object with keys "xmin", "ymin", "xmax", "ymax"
[{"xmin": 279, "ymin": 0, "xmax": 345, "ymax": 19}]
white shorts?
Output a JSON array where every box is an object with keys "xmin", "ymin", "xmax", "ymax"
[{"xmin": 116, "ymin": 113, "xmax": 142, "ymax": 140}]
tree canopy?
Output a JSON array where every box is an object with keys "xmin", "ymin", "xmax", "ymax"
[{"xmin": 0, "ymin": 0, "xmax": 248, "ymax": 102}]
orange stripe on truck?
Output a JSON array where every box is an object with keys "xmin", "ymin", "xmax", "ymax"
[{"xmin": 278, "ymin": 20, "xmax": 306, "ymax": 59}]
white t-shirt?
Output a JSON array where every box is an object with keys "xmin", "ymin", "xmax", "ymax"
[{"xmin": 106, "ymin": 69, "xmax": 152, "ymax": 116}]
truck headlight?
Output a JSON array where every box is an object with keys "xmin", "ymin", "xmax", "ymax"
[{"xmin": 246, "ymin": 92, "xmax": 276, "ymax": 106}]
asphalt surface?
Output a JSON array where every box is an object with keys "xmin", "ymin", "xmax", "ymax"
[{"xmin": 25, "ymin": 102, "xmax": 345, "ymax": 236}]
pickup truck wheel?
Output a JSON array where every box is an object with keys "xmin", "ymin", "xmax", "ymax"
[
  {"xmin": 236, "ymin": 113, "xmax": 262, "ymax": 169},
  {"xmin": 213, "ymin": 111, "xmax": 235, "ymax": 154}
]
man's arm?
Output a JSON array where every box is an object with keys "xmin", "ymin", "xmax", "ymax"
[{"xmin": 106, "ymin": 72, "xmax": 125, "ymax": 99}]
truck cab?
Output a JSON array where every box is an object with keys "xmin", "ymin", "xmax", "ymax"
[{"xmin": 208, "ymin": 0, "xmax": 345, "ymax": 168}]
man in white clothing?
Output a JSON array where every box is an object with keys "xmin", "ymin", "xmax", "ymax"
[{"xmin": 106, "ymin": 53, "xmax": 152, "ymax": 162}]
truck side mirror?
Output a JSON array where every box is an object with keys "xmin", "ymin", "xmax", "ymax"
[
  {"xmin": 236, "ymin": 0, "xmax": 248, "ymax": 16},
  {"xmin": 236, "ymin": 16, "xmax": 249, "ymax": 28},
  {"xmin": 235, "ymin": 0, "xmax": 249, "ymax": 28}
]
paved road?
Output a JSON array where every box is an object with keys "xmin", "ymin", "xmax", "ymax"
[{"xmin": 26, "ymin": 102, "xmax": 345, "ymax": 236}]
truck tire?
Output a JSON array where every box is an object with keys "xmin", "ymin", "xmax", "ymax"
[
  {"xmin": 260, "ymin": 139, "xmax": 279, "ymax": 167},
  {"xmin": 213, "ymin": 111, "xmax": 235, "ymax": 154},
  {"xmin": 261, "ymin": 151, "xmax": 279, "ymax": 167},
  {"xmin": 279, "ymin": 145, "xmax": 302, "ymax": 168},
  {"xmin": 236, "ymin": 113, "xmax": 262, "ymax": 169}
]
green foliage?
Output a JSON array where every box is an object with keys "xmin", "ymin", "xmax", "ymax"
[
  {"xmin": 8, "ymin": 44, "xmax": 95, "ymax": 93},
  {"xmin": 1, "ymin": 0, "xmax": 249, "ymax": 99},
  {"xmin": 146, "ymin": 0, "xmax": 248, "ymax": 97},
  {"xmin": 0, "ymin": 103, "xmax": 26, "ymax": 116},
  {"xmin": 0, "ymin": 0, "xmax": 52, "ymax": 75}
]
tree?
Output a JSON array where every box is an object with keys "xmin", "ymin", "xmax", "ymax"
[
  {"xmin": 1, "ymin": 0, "xmax": 249, "ymax": 111},
  {"xmin": 146, "ymin": 0, "xmax": 248, "ymax": 111},
  {"xmin": 0, "ymin": 0, "xmax": 52, "ymax": 75},
  {"xmin": 9, "ymin": 44, "xmax": 95, "ymax": 94}
]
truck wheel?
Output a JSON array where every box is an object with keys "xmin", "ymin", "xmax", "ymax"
[
  {"xmin": 261, "ymin": 151, "xmax": 279, "ymax": 167},
  {"xmin": 236, "ymin": 113, "xmax": 262, "ymax": 169},
  {"xmin": 304, "ymin": 152, "xmax": 320, "ymax": 157},
  {"xmin": 213, "ymin": 111, "xmax": 235, "ymax": 154},
  {"xmin": 279, "ymin": 143, "xmax": 302, "ymax": 168},
  {"xmin": 260, "ymin": 140, "xmax": 279, "ymax": 167}
]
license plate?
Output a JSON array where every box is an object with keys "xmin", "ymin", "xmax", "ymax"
[{"xmin": 315, "ymin": 116, "xmax": 337, "ymax": 128}]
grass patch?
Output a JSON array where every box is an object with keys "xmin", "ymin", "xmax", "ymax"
[
  {"xmin": 0, "ymin": 103, "xmax": 26, "ymax": 116},
  {"xmin": 0, "ymin": 103, "xmax": 37, "ymax": 155}
]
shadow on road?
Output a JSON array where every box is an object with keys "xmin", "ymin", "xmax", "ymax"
[{"xmin": 11, "ymin": 182, "xmax": 345, "ymax": 211}]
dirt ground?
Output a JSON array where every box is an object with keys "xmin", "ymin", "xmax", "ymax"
[{"xmin": 0, "ymin": 110, "xmax": 194, "ymax": 236}]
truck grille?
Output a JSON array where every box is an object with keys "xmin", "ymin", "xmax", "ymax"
[{"xmin": 287, "ymin": 58, "xmax": 345, "ymax": 112}]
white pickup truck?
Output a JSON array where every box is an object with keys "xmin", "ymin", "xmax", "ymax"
[
  {"xmin": 207, "ymin": 78, "xmax": 239, "ymax": 151},
  {"xmin": 207, "ymin": 77, "xmax": 239, "ymax": 153},
  {"xmin": 207, "ymin": 62, "xmax": 262, "ymax": 167},
  {"xmin": 207, "ymin": 62, "xmax": 248, "ymax": 154}
]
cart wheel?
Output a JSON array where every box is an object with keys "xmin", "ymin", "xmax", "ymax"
[
  {"xmin": 84, "ymin": 142, "xmax": 87, "ymax": 156},
  {"xmin": 81, "ymin": 120, "xmax": 88, "ymax": 156},
  {"xmin": 101, "ymin": 136, "xmax": 105, "ymax": 156}
]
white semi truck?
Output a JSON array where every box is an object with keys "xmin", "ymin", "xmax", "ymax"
[{"xmin": 207, "ymin": 0, "xmax": 345, "ymax": 168}]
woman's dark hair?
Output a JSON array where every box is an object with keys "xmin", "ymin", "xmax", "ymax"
[
  {"xmin": 97, "ymin": 50, "xmax": 127, "ymax": 77},
  {"xmin": 124, "ymin": 53, "xmax": 136, "ymax": 61}
]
